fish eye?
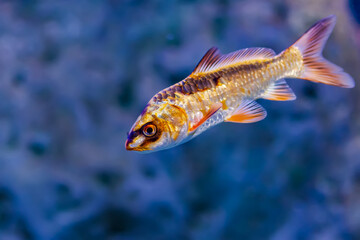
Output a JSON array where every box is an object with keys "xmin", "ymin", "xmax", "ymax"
[{"xmin": 142, "ymin": 123, "xmax": 157, "ymax": 137}]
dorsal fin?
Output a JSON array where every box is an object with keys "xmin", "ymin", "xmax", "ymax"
[
  {"xmin": 191, "ymin": 47, "xmax": 222, "ymax": 75},
  {"xmin": 191, "ymin": 47, "xmax": 276, "ymax": 75}
]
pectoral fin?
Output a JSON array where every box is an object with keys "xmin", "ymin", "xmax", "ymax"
[
  {"xmin": 225, "ymin": 100, "xmax": 267, "ymax": 123},
  {"xmin": 189, "ymin": 103, "xmax": 222, "ymax": 132}
]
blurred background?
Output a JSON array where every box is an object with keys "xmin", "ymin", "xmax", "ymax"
[{"xmin": 0, "ymin": 0, "xmax": 359, "ymax": 239}]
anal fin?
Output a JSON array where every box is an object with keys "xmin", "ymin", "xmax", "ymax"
[
  {"xmin": 262, "ymin": 79, "xmax": 296, "ymax": 101},
  {"xmin": 225, "ymin": 100, "xmax": 267, "ymax": 123}
]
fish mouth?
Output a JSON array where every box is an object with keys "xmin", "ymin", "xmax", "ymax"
[
  {"xmin": 125, "ymin": 139, "xmax": 134, "ymax": 151},
  {"xmin": 125, "ymin": 138, "xmax": 148, "ymax": 152}
]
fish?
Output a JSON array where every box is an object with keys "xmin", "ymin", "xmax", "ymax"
[{"xmin": 125, "ymin": 15, "xmax": 354, "ymax": 153}]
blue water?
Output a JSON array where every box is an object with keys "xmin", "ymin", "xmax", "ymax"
[{"xmin": 0, "ymin": 0, "xmax": 359, "ymax": 239}]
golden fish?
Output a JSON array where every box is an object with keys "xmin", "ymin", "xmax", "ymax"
[{"xmin": 126, "ymin": 15, "xmax": 354, "ymax": 152}]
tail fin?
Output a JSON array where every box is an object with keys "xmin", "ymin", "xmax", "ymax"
[{"xmin": 293, "ymin": 15, "xmax": 355, "ymax": 88}]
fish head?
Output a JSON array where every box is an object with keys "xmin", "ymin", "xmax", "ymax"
[{"xmin": 125, "ymin": 103, "xmax": 189, "ymax": 153}]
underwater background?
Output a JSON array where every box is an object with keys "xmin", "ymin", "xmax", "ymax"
[{"xmin": 0, "ymin": 0, "xmax": 359, "ymax": 239}]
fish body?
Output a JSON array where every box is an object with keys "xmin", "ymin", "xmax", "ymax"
[
  {"xmin": 153, "ymin": 47, "xmax": 302, "ymax": 136},
  {"xmin": 126, "ymin": 16, "xmax": 354, "ymax": 153}
]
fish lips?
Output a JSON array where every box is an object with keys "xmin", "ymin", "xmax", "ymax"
[
  {"xmin": 125, "ymin": 138, "xmax": 133, "ymax": 151},
  {"xmin": 125, "ymin": 131, "xmax": 148, "ymax": 152}
]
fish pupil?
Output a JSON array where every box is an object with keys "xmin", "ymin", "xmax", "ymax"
[{"xmin": 146, "ymin": 127, "xmax": 153, "ymax": 134}]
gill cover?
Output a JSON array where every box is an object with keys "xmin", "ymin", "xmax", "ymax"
[{"xmin": 125, "ymin": 103, "xmax": 188, "ymax": 152}]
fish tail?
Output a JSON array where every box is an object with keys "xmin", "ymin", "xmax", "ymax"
[{"xmin": 292, "ymin": 15, "xmax": 355, "ymax": 88}]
